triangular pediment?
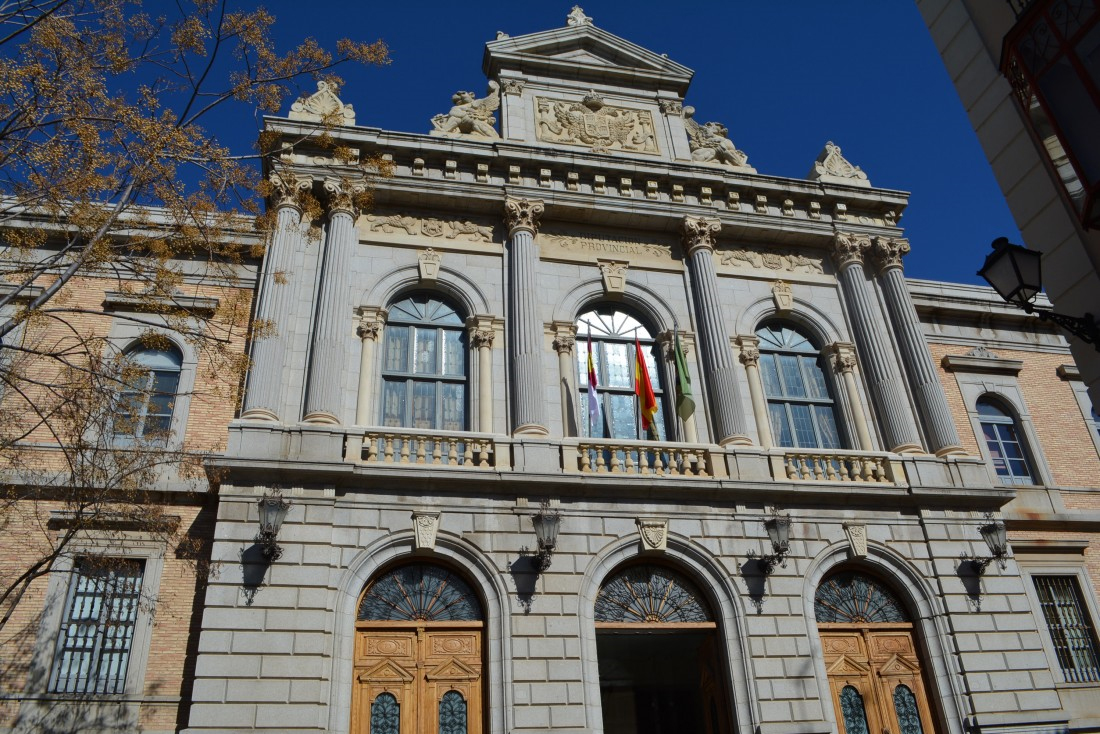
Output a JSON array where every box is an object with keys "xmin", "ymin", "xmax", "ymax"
[
  {"xmin": 359, "ymin": 659, "xmax": 414, "ymax": 684},
  {"xmin": 485, "ymin": 23, "xmax": 693, "ymax": 95},
  {"xmin": 425, "ymin": 656, "xmax": 480, "ymax": 682},
  {"xmin": 878, "ymin": 654, "xmax": 922, "ymax": 676},
  {"xmin": 826, "ymin": 655, "xmax": 871, "ymax": 676}
]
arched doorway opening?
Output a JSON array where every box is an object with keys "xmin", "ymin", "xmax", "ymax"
[
  {"xmin": 815, "ymin": 571, "xmax": 939, "ymax": 734},
  {"xmin": 351, "ymin": 563, "xmax": 484, "ymax": 734},
  {"xmin": 594, "ymin": 563, "xmax": 732, "ymax": 734}
]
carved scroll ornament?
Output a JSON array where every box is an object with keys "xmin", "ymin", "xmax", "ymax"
[{"xmin": 504, "ymin": 197, "xmax": 544, "ymax": 235}]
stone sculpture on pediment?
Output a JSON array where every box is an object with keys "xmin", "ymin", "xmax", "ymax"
[
  {"xmin": 566, "ymin": 6, "xmax": 593, "ymax": 26},
  {"xmin": 683, "ymin": 107, "xmax": 753, "ymax": 170},
  {"xmin": 808, "ymin": 141, "xmax": 870, "ymax": 187},
  {"xmin": 289, "ymin": 80, "xmax": 356, "ymax": 125},
  {"xmin": 535, "ymin": 93, "xmax": 658, "ymax": 154},
  {"xmin": 431, "ymin": 81, "xmax": 500, "ymax": 139},
  {"xmin": 719, "ymin": 247, "xmax": 824, "ymax": 275},
  {"xmin": 366, "ymin": 214, "xmax": 494, "ymax": 243}
]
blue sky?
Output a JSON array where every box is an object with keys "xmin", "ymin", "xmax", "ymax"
[{"xmin": 262, "ymin": 1, "xmax": 1022, "ymax": 286}]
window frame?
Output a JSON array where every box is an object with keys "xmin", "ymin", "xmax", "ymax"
[
  {"xmin": 112, "ymin": 345, "xmax": 184, "ymax": 446},
  {"xmin": 976, "ymin": 395, "xmax": 1040, "ymax": 486}
]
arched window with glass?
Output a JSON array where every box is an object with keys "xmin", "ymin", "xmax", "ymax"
[
  {"xmin": 756, "ymin": 322, "xmax": 841, "ymax": 449},
  {"xmin": 380, "ymin": 294, "xmax": 468, "ymax": 431},
  {"xmin": 114, "ymin": 344, "xmax": 183, "ymax": 445},
  {"xmin": 976, "ymin": 396, "xmax": 1037, "ymax": 486},
  {"xmin": 575, "ymin": 306, "xmax": 666, "ymax": 440}
]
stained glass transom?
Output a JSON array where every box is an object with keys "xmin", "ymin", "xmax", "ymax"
[
  {"xmin": 839, "ymin": 686, "xmax": 870, "ymax": 734},
  {"xmin": 438, "ymin": 690, "xmax": 467, "ymax": 734},
  {"xmin": 594, "ymin": 565, "xmax": 712, "ymax": 623},
  {"xmin": 893, "ymin": 685, "xmax": 924, "ymax": 734},
  {"xmin": 358, "ymin": 565, "xmax": 482, "ymax": 622},
  {"xmin": 370, "ymin": 692, "xmax": 399, "ymax": 734},
  {"xmin": 814, "ymin": 573, "xmax": 909, "ymax": 623}
]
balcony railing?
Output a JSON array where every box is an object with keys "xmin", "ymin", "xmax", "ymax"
[
  {"xmin": 344, "ymin": 429, "xmax": 500, "ymax": 469},
  {"xmin": 773, "ymin": 450, "xmax": 897, "ymax": 484},
  {"xmin": 566, "ymin": 438, "xmax": 718, "ymax": 477}
]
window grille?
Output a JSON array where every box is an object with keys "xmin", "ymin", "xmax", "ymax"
[
  {"xmin": 1034, "ymin": 575, "xmax": 1100, "ymax": 682},
  {"xmin": 49, "ymin": 559, "xmax": 145, "ymax": 694}
]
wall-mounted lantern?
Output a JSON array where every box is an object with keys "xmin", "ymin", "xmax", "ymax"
[
  {"xmin": 967, "ymin": 514, "xmax": 1010, "ymax": 575},
  {"xmin": 530, "ymin": 501, "xmax": 562, "ymax": 573},
  {"xmin": 256, "ymin": 491, "xmax": 291, "ymax": 561},
  {"xmin": 749, "ymin": 509, "xmax": 791, "ymax": 576}
]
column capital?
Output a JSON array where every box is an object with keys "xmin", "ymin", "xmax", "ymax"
[
  {"xmin": 826, "ymin": 341, "xmax": 858, "ymax": 375},
  {"xmin": 467, "ymin": 314, "xmax": 500, "ymax": 349},
  {"xmin": 656, "ymin": 330, "xmax": 694, "ymax": 361},
  {"xmin": 681, "ymin": 215, "xmax": 722, "ymax": 255},
  {"xmin": 831, "ymin": 231, "xmax": 871, "ymax": 269},
  {"xmin": 269, "ymin": 169, "xmax": 312, "ymax": 211},
  {"xmin": 870, "ymin": 236, "xmax": 910, "ymax": 273},
  {"xmin": 323, "ymin": 177, "xmax": 366, "ymax": 218},
  {"xmin": 735, "ymin": 335, "xmax": 761, "ymax": 367},
  {"xmin": 504, "ymin": 197, "xmax": 545, "ymax": 235},
  {"xmin": 357, "ymin": 307, "xmax": 387, "ymax": 340},
  {"xmin": 550, "ymin": 321, "xmax": 577, "ymax": 355}
]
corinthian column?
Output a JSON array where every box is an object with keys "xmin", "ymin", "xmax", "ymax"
[
  {"xmin": 303, "ymin": 178, "xmax": 363, "ymax": 424},
  {"xmin": 681, "ymin": 216, "xmax": 750, "ymax": 445},
  {"xmin": 242, "ymin": 170, "xmax": 312, "ymax": 422},
  {"xmin": 552, "ymin": 322, "xmax": 579, "ymax": 437},
  {"xmin": 871, "ymin": 237, "xmax": 965, "ymax": 456},
  {"xmin": 468, "ymin": 317, "xmax": 498, "ymax": 433},
  {"xmin": 827, "ymin": 342, "xmax": 874, "ymax": 451},
  {"xmin": 505, "ymin": 197, "xmax": 548, "ymax": 436},
  {"xmin": 354, "ymin": 307, "xmax": 386, "ymax": 425},
  {"xmin": 832, "ymin": 233, "xmax": 922, "ymax": 453},
  {"xmin": 736, "ymin": 336, "xmax": 773, "ymax": 449}
]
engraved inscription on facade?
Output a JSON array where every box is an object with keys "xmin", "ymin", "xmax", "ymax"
[
  {"xmin": 366, "ymin": 214, "xmax": 495, "ymax": 243},
  {"xmin": 535, "ymin": 95, "xmax": 659, "ymax": 154},
  {"xmin": 541, "ymin": 232, "xmax": 671, "ymax": 260},
  {"xmin": 719, "ymin": 247, "xmax": 825, "ymax": 275}
]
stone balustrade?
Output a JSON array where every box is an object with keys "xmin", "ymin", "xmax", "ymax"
[
  {"xmin": 567, "ymin": 438, "xmax": 715, "ymax": 477},
  {"xmin": 345, "ymin": 429, "xmax": 499, "ymax": 469},
  {"xmin": 772, "ymin": 449, "xmax": 898, "ymax": 484}
]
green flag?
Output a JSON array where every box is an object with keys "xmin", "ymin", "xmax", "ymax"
[{"xmin": 674, "ymin": 332, "xmax": 695, "ymax": 421}]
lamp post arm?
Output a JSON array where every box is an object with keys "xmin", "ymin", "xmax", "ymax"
[{"xmin": 1026, "ymin": 306, "xmax": 1100, "ymax": 349}]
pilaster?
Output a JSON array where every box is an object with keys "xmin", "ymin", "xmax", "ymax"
[
  {"xmin": 552, "ymin": 321, "xmax": 579, "ymax": 437},
  {"xmin": 826, "ymin": 341, "xmax": 874, "ymax": 451},
  {"xmin": 736, "ymin": 335, "xmax": 773, "ymax": 449}
]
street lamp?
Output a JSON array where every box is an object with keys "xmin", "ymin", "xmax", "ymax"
[
  {"xmin": 530, "ymin": 501, "xmax": 562, "ymax": 573},
  {"xmin": 978, "ymin": 237, "xmax": 1100, "ymax": 350},
  {"xmin": 748, "ymin": 509, "xmax": 791, "ymax": 576},
  {"xmin": 966, "ymin": 514, "xmax": 1010, "ymax": 575},
  {"xmin": 256, "ymin": 491, "xmax": 291, "ymax": 561}
]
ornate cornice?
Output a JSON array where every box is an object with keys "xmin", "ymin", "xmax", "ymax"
[
  {"xmin": 504, "ymin": 197, "xmax": 544, "ymax": 236},
  {"xmin": 269, "ymin": 169, "xmax": 312, "ymax": 211},
  {"xmin": 681, "ymin": 216, "xmax": 721, "ymax": 256},
  {"xmin": 323, "ymin": 178, "xmax": 366, "ymax": 218},
  {"xmin": 831, "ymin": 231, "xmax": 871, "ymax": 269},
  {"xmin": 870, "ymin": 236, "xmax": 910, "ymax": 272}
]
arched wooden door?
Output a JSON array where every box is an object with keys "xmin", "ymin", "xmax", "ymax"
[
  {"xmin": 815, "ymin": 572, "xmax": 938, "ymax": 734},
  {"xmin": 351, "ymin": 564, "xmax": 484, "ymax": 734}
]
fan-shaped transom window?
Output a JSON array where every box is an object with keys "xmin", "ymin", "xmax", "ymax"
[
  {"xmin": 756, "ymin": 322, "xmax": 841, "ymax": 449},
  {"xmin": 576, "ymin": 306, "xmax": 666, "ymax": 440},
  {"xmin": 381, "ymin": 294, "xmax": 467, "ymax": 431},
  {"xmin": 595, "ymin": 564, "xmax": 713, "ymax": 623},
  {"xmin": 976, "ymin": 396, "xmax": 1036, "ymax": 486},
  {"xmin": 358, "ymin": 564, "xmax": 482, "ymax": 622},
  {"xmin": 814, "ymin": 572, "xmax": 909, "ymax": 624}
]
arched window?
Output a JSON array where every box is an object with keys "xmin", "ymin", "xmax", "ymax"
[
  {"xmin": 756, "ymin": 322, "xmax": 841, "ymax": 449},
  {"xmin": 594, "ymin": 564, "xmax": 732, "ymax": 734},
  {"xmin": 114, "ymin": 345, "xmax": 183, "ymax": 444},
  {"xmin": 381, "ymin": 294, "xmax": 467, "ymax": 431},
  {"xmin": 575, "ymin": 307, "xmax": 666, "ymax": 440},
  {"xmin": 976, "ymin": 396, "xmax": 1036, "ymax": 485}
]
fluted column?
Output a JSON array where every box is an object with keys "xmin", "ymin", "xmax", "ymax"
[
  {"xmin": 736, "ymin": 336, "xmax": 773, "ymax": 449},
  {"xmin": 832, "ymin": 232, "xmax": 922, "ymax": 453},
  {"xmin": 242, "ymin": 170, "xmax": 312, "ymax": 421},
  {"xmin": 303, "ymin": 178, "xmax": 363, "ymax": 424},
  {"xmin": 552, "ymin": 322, "xmax": 579, "ymax": 437},
  {"xmin": 505, "ymin": 197, "xmax": 548, "ymax": 436},
  {"xmin": 871, "ymin": 237, "xmax": 966, "ymax": 456},
  {"xmin": 354, "ymin": 307, "xmax": 386, "ymax": 425},
  {"xmin": 682, "ymin": 216, "xmax": 750, "ymax": 445},
  {"xmin": 827, "ymin": 342, "xmax": 874, "ymax": 451},
  {"xmin": 468, "ymin": 316, "xmax": 498, "ymax": 433}
]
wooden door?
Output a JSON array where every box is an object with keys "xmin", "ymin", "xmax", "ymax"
[
  {"xmin": 352, "ymin": 625, "xmax": 483, "ymax": 734},
  {"xmin": 820, "ymin": 626, "xmax": 937, "ymax": 734}
]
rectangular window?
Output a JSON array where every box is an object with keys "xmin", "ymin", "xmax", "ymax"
[
  {"xmin": 49, "ymin": 558, "xmax": 145, "ymax": 694},
  {"xmin": 1033, "ymin": 575, "xmax": 1100, "ymax": 683}
]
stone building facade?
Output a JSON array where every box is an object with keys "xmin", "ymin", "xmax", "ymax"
[{"xmin": 5, "ymin": 8, "xmax": 1100, "ymax": 734}]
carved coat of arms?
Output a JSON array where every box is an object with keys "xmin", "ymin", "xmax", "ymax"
[{"xmin": 536, "ymin": 92, "xmax": 658, "ymax": 154}]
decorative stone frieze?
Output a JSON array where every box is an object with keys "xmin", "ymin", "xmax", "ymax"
[
  {"xmin": 289, "ymin": 80, "xmax": 355, "ymax": 125},
  {"xmin": 808, "ymin": 141, "xmax": 870, "ymax": 187},
  {"xmin": 534, "ymin": 96, "xmax": 659, "ymax": 154},
  {"xmin": 268, "ymin": 169, "xmax": 312, "ymax": 210},
  {"xmin": 504, "ymin": 197, "xmax": 544, "ymax": 235},
  {"xmin": 831, "ymin": 231, "xmax": 870, "ymax": 269},
  {"xmin": 871, "ymin": 236, "xmax": 911, "ymax": 272},
  {"xmin": 430, "ymin": 82, "xmax": 500, "ymax": 139},
  {"xmin": 366, "ymin": 214, "xmax": 495, "ymax": 243},
  {"xmin": 771, "ymin": 280, "xmax": 793, "ymax": 313},
  {"xmin": 719, "ymin": 247, "xmax": 824, "ymax": 275},
  {"xmin": 843, "ymin": 523, "xmax": 868, "ymax": 557},
  {"xmin": 599, "ymin": 260, "xmax": 628, "ymax": 294},
  {"xmin": 412, "ymin": 512, "xmax": 440, "ymax": 550},
  {"xmin": 681, "ymin": 216, "xmax": 721, "ymax": 255},
  {"xmin": 637, "ymin": 519, "xmax": 668, "ymax": 552},
  {"xmin": 418, "ymin": 248, "xmax": 441, "ymax": 282}
]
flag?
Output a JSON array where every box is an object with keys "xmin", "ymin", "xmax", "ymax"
[
  {"xmin": 673, "ymin": 331, "xmax": 695, "ymax": 421},
  {"xmin": 587, "ymin": 334, "xmax": 602, "ymax": 435},
  {"xmin": 634, "ymin": 336, "xmax": 659, "ymax": 440}
]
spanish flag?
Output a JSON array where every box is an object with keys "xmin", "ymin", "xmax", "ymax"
[
  {"xmin": 587, "ymin": 333, "xmax": 602, "ymax": 435},
  {"xmin": 634, "ymin": 336, "xmax": 659, "ymax": 440}
]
